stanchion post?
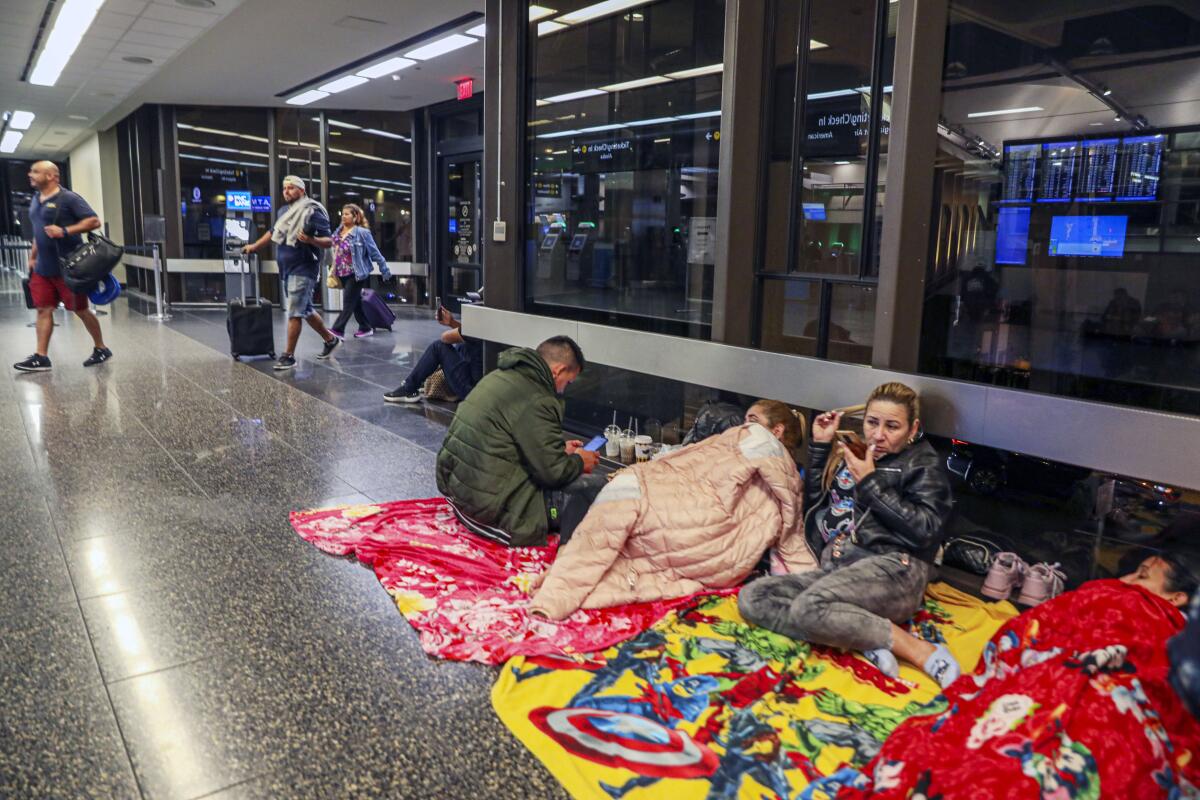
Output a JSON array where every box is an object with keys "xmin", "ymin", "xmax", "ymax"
[{"xmin": 148, "ymin": 243, "xmax": 172, "ymax": 321}]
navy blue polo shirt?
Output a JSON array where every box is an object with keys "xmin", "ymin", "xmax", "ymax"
[{"xmin": 29, "ymin": 189, "xmax": 97, "ymax": 277}]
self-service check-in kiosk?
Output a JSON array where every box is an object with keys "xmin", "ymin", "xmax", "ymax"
[
  {"xmin": 565, "ymin": 222, "xmax": 596, "ymax": 286},
  {"xmin": 535, "ymin": 223, "xmax": 568, "ymax": 291}
]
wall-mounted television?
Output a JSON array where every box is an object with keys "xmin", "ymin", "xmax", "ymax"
[
  {"xmin": 1048, "ymin": 215, "xmax": 1128, "ymax": 257},
  {"xmin": 802, "ymin": 203, "xmax": 826, "ymax": 221}
]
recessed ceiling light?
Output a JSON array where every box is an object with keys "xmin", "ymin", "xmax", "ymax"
[
  {"xmin": 357, "ymin": 56, "xmax": 415, "ymax": 79},
  {"xmin": 538, "ymin": 21, "xmax": 568, "ymax": 35},
  {"xmin": 29, "ymin": 0, "xmax": 106, "ymax": 86},
  {"xmin": 558, "ymin": 0, "xmax": 651, "ymax": 25},
  {"xmin": 665, "ymin": 63, "xmax": 723, "ymax": 80},
  {"xmin": 600, "ymin": 75, "xmax": 671, "ymax": 92},
  {"xmin": 404, "ymin": 34, "xmax": 477, "ymax": 61},
  {"xmin": 809, "ymin": 40, "xmax": 828, "ymax": 50},
  {"xmin": 540, "ymin": 88, "xmax": 607, "ymax": 104},
  {"xmin": 835, "ymin": 160, "xmax": 850, "ymax": 165},
  {"xmin": 528, "ymin": 5, "xmax": 558, "ymax": 21},
  {"xmin": 68, "ymin": 114, "xmax": 89, "ymax": 120},
  {"xmin": 9, "ymin": 110, "xmax": 35, "ymax": 130},
  {"xmin": 966, "ymin": 106, "xmax": 1043, "ymax": 118},
  {"xmin": 465, "ymin": 23, "xmax": 487, "ymax": 37},
  {"xmin": 53, "ymin": 130, "xmax": 69, "ymax": 135},
  {"xmin": 286, "ymin": 90, "xmax": 329, "ymax": 106},
  {"xmin": 122, "ymin": 55, "xmax": 153, "ymax": 64},
  {"xmin": 0, "ymin": 131, "xmax": 23, "ymax": 153},
  {"xmin": 175, "ymin": 0, "xmax": 216, "ymax": 7},
  {"xmin": 318, "ymin": 75, "xmax": 369, "ymax": 94}
]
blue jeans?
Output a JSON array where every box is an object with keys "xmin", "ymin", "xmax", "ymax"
[{"xmin": 401, "ymin": 338, "xmax": 482, "ymax": 398}]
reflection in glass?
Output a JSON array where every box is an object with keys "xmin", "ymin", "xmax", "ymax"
[
  {"xmin": 524, "ymin": 0, "xmax": 726, "ymax": 334},
  {"xmin": 920, "ymin": 0, "xmax": 1200, "ymax": 415}
]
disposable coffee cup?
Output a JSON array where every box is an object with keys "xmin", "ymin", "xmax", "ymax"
[
  {"xmin": 619, "ymin": 433, "xmax": 636, "ymax": 465},
  {"xmin": 634, "ymin": 435, "xmax": 652, "ymax": 462},
  {"xmin": 604, "ymin": 425, "xmax": 622, "ymax": 458}
]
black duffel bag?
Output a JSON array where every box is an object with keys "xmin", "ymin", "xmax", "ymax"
[{"xmin": 59, "ymin": 231, "xmax": 123, "ymax": 294}]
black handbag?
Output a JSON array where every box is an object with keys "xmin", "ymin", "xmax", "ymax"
[{"xmin": 51, "ymin": 198, "xmax": 123, "ymax": 293}]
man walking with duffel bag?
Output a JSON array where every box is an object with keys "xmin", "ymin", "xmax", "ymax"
[{"xmin": 14, "ymin": 160, "xmax": 112, "ymax": 372}]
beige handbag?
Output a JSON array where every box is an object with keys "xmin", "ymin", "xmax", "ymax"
[
  {"xmin": 422, "ymin": 369, "xmax": 459, "ymax": 401},
  {"xmin": 326, "ymin": 270, "xmax": 342, "ymax": 290}
]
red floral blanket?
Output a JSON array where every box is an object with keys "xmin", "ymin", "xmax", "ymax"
[
  {"xmin": 289, "ymin": 498, "xmax": 726, "ymax": 664},
  {"xmin": 837, "ymin": 579, "xmax": 1200, "ymax": 799}
]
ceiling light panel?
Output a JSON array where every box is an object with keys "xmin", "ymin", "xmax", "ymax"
[
  {"xmin": 9, "ymin": 111, "xmax": 35, "ymax": 130},
  {"xmin": 29, "ymin": 0, "xmax": 105, "ymax": 86},
  {"xmin": 362, "ymin": 128, "xmax": 410, "ymax": 141},
  {"xmin": 809, "ymin": 39, "xmax": 828, "ymax": 50},
  {"xmin": 541, "ymin": 88, "xmax": 608, "ymax": 104},
  {"xmin": 287, "ymin": 90, "xmax": 329, "ymax": 106},
  {"xmin": 357, "ymin": 57, "xmax": 415, "ymax": 79},
  {"xmin": 319, "ymin": 75, "xmax": 369, "ymax": 94},
  {"xmin": 665, "ymin": 64, "xmax": 722, "ymax": 80},
  {"xmin": 600, "ymin": 75, "xmax": 671, "ymax": 92},
  {"xmin": 528, "ymin": 5, "xmax": 558, "ymax": 21},
  {"xmin": 558, "ymin": 0, "xmax": 652, "ymax": 25},
  {"xmin": 404, "ymin": 34, "xmax": 477, "ymax": 61},
  {"xmin": 966, "ymin": 106, "xmax": 1044, "ymax": 118},
  {"xmin": 465, "ymin": 23, "xmax": 487, "ymax": 37},
  {"xmin": 538, "ymin": 21, "xmax": 568, "ymax": 35},
  {"xmin": 0, "ymin": 131, "xmax": 23, "ymax": 153}
]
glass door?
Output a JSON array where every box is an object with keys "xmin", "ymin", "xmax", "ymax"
[{"xmin": 438, "ymin": 153, "xmax": 483, "ymax": 304}]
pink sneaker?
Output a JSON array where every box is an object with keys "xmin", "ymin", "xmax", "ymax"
[
  {"xmin": 1016, "ymin": 562, "xmax": 1065, "ymax": 606},
  {"xmin": 981, "ymin": 552, "xmax": 1027, "ymax": 601},
  {"xmin": 354, "ymin": 329, "xmax": 374, "ymax": 339}
]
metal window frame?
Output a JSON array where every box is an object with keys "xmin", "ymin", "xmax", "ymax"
[{"xmin": 753, "ymin": 0, "xmax": 893, "ymax": 357}]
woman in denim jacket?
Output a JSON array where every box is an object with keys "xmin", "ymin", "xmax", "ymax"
[{"xmin": 330, "ymin": 204, "xmax": 391, "ymax": 339}]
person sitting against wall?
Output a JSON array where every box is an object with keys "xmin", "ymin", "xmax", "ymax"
[
  {"xmin": 328, "ymin": 204, "xmax": 391, "ymax": 340},
  {"xmin": 384, "ymin": 300, "xmax": 482, "ymax": 404},
  {"xmin": 738, "ymin": 382, "xmax": 961, "ymax": 688},
  {"xmin": 529, "ymin": 400, "xmax": 817, "ymax": 619},
  {"xmin": 436, "ymin": 336, "xmax": 604, "ymax": 547}
]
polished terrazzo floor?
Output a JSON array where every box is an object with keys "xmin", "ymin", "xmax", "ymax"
[{"xmin": 0, "ymin": 273, "xmax": 567, "ymax": 799}]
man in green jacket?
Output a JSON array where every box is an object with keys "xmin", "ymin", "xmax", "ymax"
[{"xmin": 436, "ymin": 335, "xmax": 602, "ymax": 547}]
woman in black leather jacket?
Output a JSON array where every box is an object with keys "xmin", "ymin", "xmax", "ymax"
[{"xmin": 739, "ymin": 382, "xmax": 961, "ymax": 687}]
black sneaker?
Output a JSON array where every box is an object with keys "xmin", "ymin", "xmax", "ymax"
[
  {"xmin": 317, "ymin": 336, "xmax": 340, "ymax": 360},
  {"xmin": 383, "ymin": 387, "xmax": 421, "ymax": 404},
  {"xmin": 14, "ymin": 353, "xmax": 52, "ymax": 372},
  {"xmin": 274, "ymin": 354, "xmax": 297, "ymax": 371},
  {"xmin": 82, "ymin": 347, "xmax": 112, "ymax": 367}
]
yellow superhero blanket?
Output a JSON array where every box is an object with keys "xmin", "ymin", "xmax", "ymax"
[{"xmin": 492, "ymin": 583, "xmax": 1015, "ymax": 800}]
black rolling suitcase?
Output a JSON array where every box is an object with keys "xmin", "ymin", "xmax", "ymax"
[{"xmin": 227, "ymin": 254, "xmax": 275, "ymax": 361}]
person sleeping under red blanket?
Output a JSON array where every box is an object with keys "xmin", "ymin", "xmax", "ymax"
[{"xmin": 836, "ymin": 553, "xmax": 1200, "ymax": 800}]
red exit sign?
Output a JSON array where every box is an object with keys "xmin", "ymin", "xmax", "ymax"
[{"xmin": 456, "ymin": 78, "xmax": 474, "ymax": 101}]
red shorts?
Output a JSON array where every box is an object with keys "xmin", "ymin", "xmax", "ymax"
[{"xmin": 29, "ymin": 272, "xmax": 88, "ymax": 311}]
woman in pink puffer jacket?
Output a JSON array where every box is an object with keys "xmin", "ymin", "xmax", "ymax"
[{"xmin": 530, "ymin": 400, "xmax": 817, "ymax": 619}]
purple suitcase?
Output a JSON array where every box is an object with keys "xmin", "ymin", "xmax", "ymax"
[{"xmin": 360, "ymin": 289, "xmax": 396, "ymax": 330}]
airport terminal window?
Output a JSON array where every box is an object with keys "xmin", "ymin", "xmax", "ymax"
[
  {"xmin": 919, "ymin": 0, "xmax": 1200, "ymax": 415},
  {"xmin": 755, "ymin": 0, "xmax": 893, "ymax": 363},
  {"xmin": 175, "ymin": 107, "xmax": 270, "ymax": 259},
  {"xmin": 523, "ymin": 0, "xmax": 725, "ymax": 336},
  {"xmin": 275, "ymin": 110, "xmax": 323, "ymax": 203},
  {"xmin": 323, "ymin": 110, "xmax": 414, "ymax": 262}
]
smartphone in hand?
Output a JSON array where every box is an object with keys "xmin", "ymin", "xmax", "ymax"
[
  {"xmin": 836, "ymin": 432, "xmax": 868, "ymax": 460},
  {"xmin": 582, "ymin": 434, "xmax": 608, "ymax": 452}
]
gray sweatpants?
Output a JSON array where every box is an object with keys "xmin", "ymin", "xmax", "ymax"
[{"xmin": 737, "ymin": 553, "xmax": 934, "ymax": 651}]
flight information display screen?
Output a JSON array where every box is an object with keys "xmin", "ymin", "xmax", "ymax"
[
  {"xmin": 1079, "ymin": 138, "xmax": 1119, "ymax": 200},
  {"xmin": 1038, "ymin": 142, "xmax": 1080, "ymax": 202},
  {"xmin": 994, "ymin": 206, "xmax": 1031, "ymax": 265},
  {"xmin": 1001, "ymin": 143, "xmax": 1040, "ymax": 203},
  {"xmin": 1115, "ymin": 134, "xmax": 1165, "ymax": 201}
]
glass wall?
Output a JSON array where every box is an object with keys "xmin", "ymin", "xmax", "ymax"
[
  {"xmin": 523, "ymin": 0, "xmax": 726, "ymax": 336},
  {"xmin": 323, "ymin": 110, "xmax": 414, "ymax": 262},
  {"xmin": 176, "ymin": 107, "xmax": 270, "ymax": 259},
  {"xmin": 919, "ymin": 0, "xmax": 1200, "ymax": 416},
  {"xmin": 757, "ymin": 0, "xmax": 894, "ymax": 363},
  {"xmin": 116, "ymin": 105, "xmax": 164, "ymax": 249}
]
